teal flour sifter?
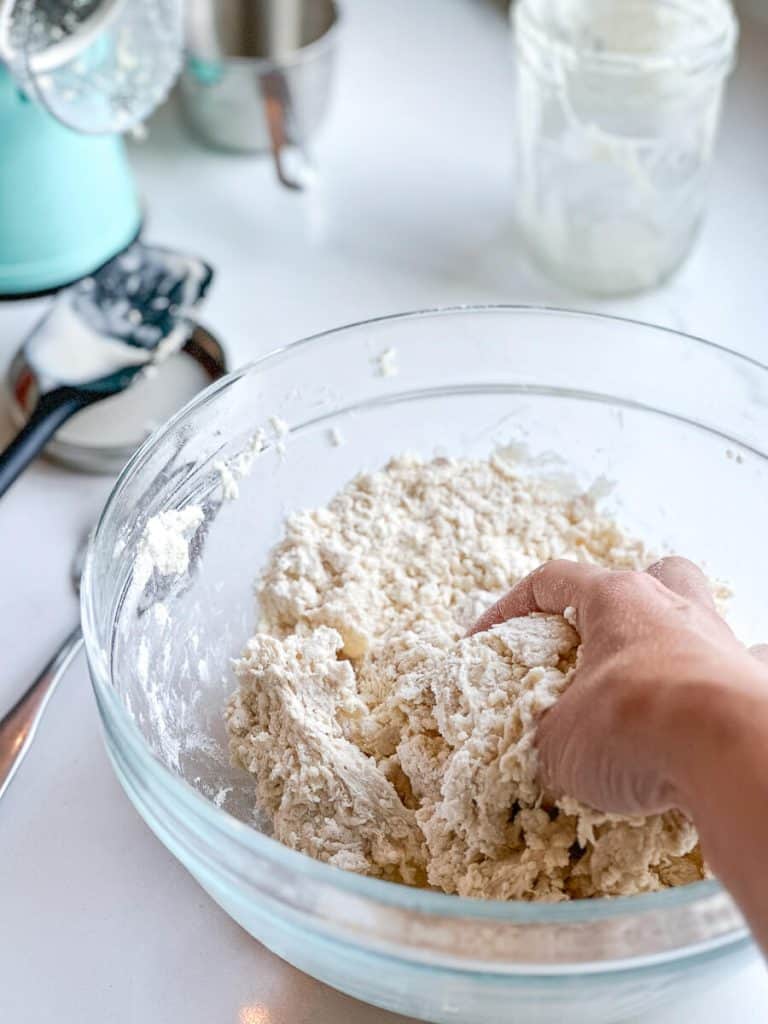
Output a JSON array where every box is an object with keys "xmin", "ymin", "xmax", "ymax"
[{"xmin": 0, "ymin": 0, "xmax": 184, "ymax": 297}]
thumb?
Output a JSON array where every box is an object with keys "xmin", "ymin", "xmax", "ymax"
[{"xmin": 536, "ymin": 700, "xmax": 576, "ymax": 801}]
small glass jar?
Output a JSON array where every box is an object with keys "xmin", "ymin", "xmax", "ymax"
[{"xmin": 511, "ymin": 0, "xmax": 738, "ymax": 295}]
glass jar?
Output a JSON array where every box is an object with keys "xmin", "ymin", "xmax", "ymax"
[{"xmin": 511, "ymin": 0, "xmax": 738, "ymax": 295}]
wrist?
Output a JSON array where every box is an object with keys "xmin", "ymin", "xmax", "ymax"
[{"xmin": 656, "ymin": 655, "xmax": 768, "ymax": 816}]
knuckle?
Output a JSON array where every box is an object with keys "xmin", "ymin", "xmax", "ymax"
[
  {"xmin": 541, "ymin": 558, "xmax": 572, "ymax": 575},
  {"xmin": 533, "ymin": 558, "xmax": 571, "ymax": 590},
  {"xmin": 648, "ymin": 555, "xmax": 694, "ymax": 577},
  {"xmin": 584, "ymin": 570, "xmax": 655, "ymax": 616},
  {"xmin": 588, "ymin": 570, "xmax": 637, "ymax": 602}
]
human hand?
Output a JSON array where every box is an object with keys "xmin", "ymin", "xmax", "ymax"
[{"xmin": 469, "ymin": 557, "xmax": 768, "ymax": 818}]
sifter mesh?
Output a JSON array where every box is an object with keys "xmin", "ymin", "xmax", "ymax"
[
  {"xmin": 13, "ymin": 0, "xmax": 105, "ymax": 52},
  {"xmin": 1, "ymin": 0, "xmax": 183, "ymax": 134}
]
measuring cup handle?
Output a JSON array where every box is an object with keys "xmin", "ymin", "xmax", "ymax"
[{"xmin": 260, "ymin": 69, "xmax": 311, "ymax": 191}]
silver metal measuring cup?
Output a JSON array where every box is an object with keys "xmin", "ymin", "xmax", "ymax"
[{"xmin": 180, "ymin": 0, "xmax": 340, "ymax": 190}]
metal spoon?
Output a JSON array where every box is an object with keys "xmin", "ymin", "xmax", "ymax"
[{"xmin": 0, "ymin": 536, "xmax": 87, "ymax": 799}]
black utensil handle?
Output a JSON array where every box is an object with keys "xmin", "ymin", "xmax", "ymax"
[{"xmin": 0, "ymin": 390, "xmax": 89, "ymax": 498}]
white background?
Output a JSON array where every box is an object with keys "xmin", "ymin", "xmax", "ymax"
[{"xmin": 1, "ymin": 1, "xmax": 767, "ymax": 1020}]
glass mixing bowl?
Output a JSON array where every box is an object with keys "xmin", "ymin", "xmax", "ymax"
[{"xmin": 82, "ymin": 307, "xmax": 767, "ymax": 1024}]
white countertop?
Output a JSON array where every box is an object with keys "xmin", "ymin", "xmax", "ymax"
[{"xmin": 2, "ymin": 1, "xmax": 767, "ymax": 1020}]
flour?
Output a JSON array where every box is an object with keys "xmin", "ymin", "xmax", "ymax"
[
  {"xmin": 233, "ymin": 428, "xmax": 267, "ymax": 475},
  {"xmin": 215, "ymin": 460, "xmax": 240, "ymax": 501},
  {"xmin": 216, "ymin": 428, "xmax": 268, "ymax": 501},
  {"xmin": 269, "ymin": 415, "xmax": 289, "ymax": 438},
  {"xmin": 375, "ymin": 348, "xmax": 398, "ymax": 378},
  {"xmin": 133, "ymin": 506, "xmax": 204, "ymax": 590},
  {"xmin": 226, "ymin": 453, "xmax": 706, "ymax": 900}
]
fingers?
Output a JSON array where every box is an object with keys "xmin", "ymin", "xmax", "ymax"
[
  {"xmin": 749, "ymin": 644, "xmax": 768, "ymax": 667},
  {"xmin": 468, "ymin": 560, "xmax": 605, "ymax": 635},
  {"xmin": 645, "ymin": 556, "xmax": 715, "ymax": 610},
  {"xmin": 469, "ymin": 554, "xmax": 715, "ymax": 637}
]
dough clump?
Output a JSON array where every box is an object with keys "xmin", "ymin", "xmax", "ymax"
[{"xmin": 226, "ymin": 453, "xmax": 705, "ymax": 900}]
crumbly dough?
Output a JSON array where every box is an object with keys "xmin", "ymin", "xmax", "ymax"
[{"xmin": 226, "ymin": 453, "xmax": 706, "ymax": 900}]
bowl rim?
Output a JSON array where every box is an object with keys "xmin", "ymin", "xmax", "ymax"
[{"xmin": 82, "ymin": 304, "xmax": 763, "ymax": 931}]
